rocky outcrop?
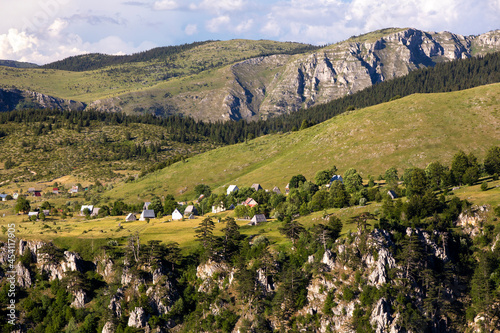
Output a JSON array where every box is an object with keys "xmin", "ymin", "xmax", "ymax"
[
  {"xmin": 146, "ymin": 278, "xmax": 178, "ymax": 316},
  {"xmin": 109, "ymin": 288, "xmax": 124, "ymax": 317},
  {"xmin": 196, "ymin": 259, "xmax": 234, "ymax": 292},
  {"xmin": 365, "ymin": 229, "xmax": 397, "ymax": 286},
  {"xmin": 128, "ymin": 307, "xmax": 147, "ymax": 328},
  {"xmin": 38, "ymin": 250, "xmax": 85, "ymax": 280},
  {"xmin": 0, "ymin": 88, "xmax": 85, "ymax": 112},
  {"xmin": 456, "ymin": 205, "xmax": 490, "ymax": 238},
  {"xmin": 370, "ymin": 298, "xmax": 400, "ymax": 333},
  {"xmin": 102, "ymin": 321, "xmax": 114, "ymax": 333},
  {"xmin": 15, "ymin": 262, "xmax": 32, "ymax": 288},
  {"xmin": 95, "ymin": 255, "xmax": 115, "ymax": 282},
  {"xmin": 70, "ymin": 289, "xmax": 88, "ymax": 308}
]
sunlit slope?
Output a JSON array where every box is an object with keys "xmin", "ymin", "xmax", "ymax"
[
  {"xmin": 107, "ymin": 83, "xmax": 500, "ymax": 202},
  {"xmin": 0, "ymin": 40, "xmax": 313, "ymax": 104}
]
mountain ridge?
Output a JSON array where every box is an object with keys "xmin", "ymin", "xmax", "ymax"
[{"xmin": 0, "ymin": 28, "xmax": 499, "ymax": 121}]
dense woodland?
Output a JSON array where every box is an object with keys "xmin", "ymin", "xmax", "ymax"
[{"xmin": 1, "ymin": 147, "xmax": 500, "ymax": 332}]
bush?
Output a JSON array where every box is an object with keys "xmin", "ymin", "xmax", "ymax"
[{"xmin": 481, "ymin": 181, "xmax": 488, "ymax": 191}]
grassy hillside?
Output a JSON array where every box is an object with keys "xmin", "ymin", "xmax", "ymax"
[
  {"xmin": 0, "ymin": 118, "xmax": 217, "ymax": 186},
  {"xmin": 106, "ymin": 83, "xmax": 500, "ymax": 202},
  {"xmin": 0, "ymin": 40, "xmax": 316, "ymax": 104}
]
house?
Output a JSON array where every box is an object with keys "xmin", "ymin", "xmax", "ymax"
[
  {"xmin": 52, "ymin": 188, "xmax": 59, "ymax": 195},
  {"xmin": 12, "ymin": 193, "xmax": 18, "ymax": 200},
  {"xmin": 0, "ymin": 194, "xmax": 7, "ymax": 201},
  {"xmin": 143, "ymin": 202, "xmax": 151, "ymax": 210},
  {"xmin": 243, "ymin": 197, "xmax": 258, "ymax": 207},
  {"xmin": 69, "ymin": 186, "xmax": 79, "ymax": 194},
  {"xmin": 212, "ymin": 202, "xmax": 226, "ymax": 213},
  {"xmin": 172, "ymin": 209, "xmax": 183, "ymax": 221},
  {"xmin": 251, "ymin": 183, "xmax": 263, "ymax": 192},
  {"xmin": 227, "ymin": 204, "xmax": 235, "ymax": 210},
  {"xmin": 91, "ymin": 207, "xmax": 101, "ymax": 217},
  {"xmin": 285, "ymin": 183, "xmax": 290, "ymax": 195},
  {"xmin": 184, "ymin": 205, "xmax": 198, "ymax": 217},
  {"xmin": 125, "ymin": 213, "xmax": 137, "ymax": 222},
  {"xmin": 42, "ymin": 210, "xmax": 50, "ymax": 216},
  {"xmin": 34, "ymin": 190, "xmax": 42, "ymax": 197},
  {"xmin": 27, "ymin": 187, "xmax": 36, "ymax": 194},
  {"xmin": 387, "ymin": 190, "xmax": 398, "ymax": 200},
  {"xmin": 330, "ymin": 175, "xmax": 343, "ymax": 184},
  {"xmin": 227, "ymin": 185, "xmax": 239, "ymax": 195},
  {"xmin": 250, "ymin": 214, "xmax": 267, "ymax": 225},
  {"xmin": 28, "ymin": 211, "xmax": 39, "ymax": 218},
  {"xmin": 272, "ymin": 186, "xmax": 282, "ymax": 195},
  {"xmin": 139, "ymin": 210, "xmax": 155, "ymax": 221},
  {"xmin": 80, "ymin": 205, "xmax": 94, "ymax": 216}
]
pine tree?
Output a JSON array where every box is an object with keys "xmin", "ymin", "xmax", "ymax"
[{"xmin": 195, "ymin": 217, "xmax": 215, "ymax": 259}]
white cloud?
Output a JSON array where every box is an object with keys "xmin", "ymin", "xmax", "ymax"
[
  {"xmin": 235, "ymin": 19, "xmax": 253, "ymax": 33},
  {"xmin": 196, "ymin": 0, "xmax": 246, "ymax": 14},
  {"xmin": 0, "ymin": 26, "xmax": 156, "ymax": 64},
  {"xmin": 206, "ymin": 15, "xmax": 231, "ymax": 33},
  {"xmin": 185, "ymin": 24, "xmax": 198, "ymax": 36},
  {"xmin": 153, "ymin": 0, "xmax": 179, "ymax": 11},
  {"xmin": 0, "ymin": 29, "xmax": 38, "ymax": 58},
  {"xmin": 47, "ymin": 18, "xmax": 68, "ymax": 37}
]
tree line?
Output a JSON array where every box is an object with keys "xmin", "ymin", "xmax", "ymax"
[{"xmin": 2, "ymin": 52, "xmax": 499, "ymax": 149}]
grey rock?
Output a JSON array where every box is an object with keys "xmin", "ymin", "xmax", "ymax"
[{"xmin": 128, "ymin": 307, "xmax": 147, "ymax": 328}]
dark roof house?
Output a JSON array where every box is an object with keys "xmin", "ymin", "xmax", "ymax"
[
  {"xmin": 250, "ymin": 214, "xmax": 267, "ymax": 225},
  {"xmin": 251, "ymin": 183, "xmax": 263, "ymax": 191}
]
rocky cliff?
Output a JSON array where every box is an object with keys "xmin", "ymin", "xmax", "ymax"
[
  {"xmin": 0, "ymin": 88, "xmax": 86, "ymax": 112},
  {"xmin": 117, "ymin": 28, "xmax": 500, "ymax": 121}
]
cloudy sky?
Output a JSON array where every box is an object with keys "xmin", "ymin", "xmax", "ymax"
[{"xmin": 1, "ymin": 0, "xmax": 499, "ymax": 64}]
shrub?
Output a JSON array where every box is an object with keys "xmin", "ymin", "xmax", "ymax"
[{"xmin": 481, "ymin": 181, "xmax": 488, "ymax": 191}]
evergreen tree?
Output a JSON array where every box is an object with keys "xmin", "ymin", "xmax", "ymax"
[
  {"xmin": 195, "ymin": 217, "xmax": 216, "ymax": 259},
  {"xmin": 221, "ymin": 217, "xmax": 240, "ymax": 260},
  {"xmin": 484, "ymin": 146, "xmax": 500, "ymax": 175},
  {"xmin": 279, "ymin": 218, "xmax": 305, "ymax": 245}
]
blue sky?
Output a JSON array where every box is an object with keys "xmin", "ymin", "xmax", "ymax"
[{"xmin": 1, "ymin": 0, "xmax": 499, "ymax": 64}]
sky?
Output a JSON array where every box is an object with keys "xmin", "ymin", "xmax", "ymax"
[{"xmin": 0, "ymin": 0, "xmax": 499, "ymax": 65}]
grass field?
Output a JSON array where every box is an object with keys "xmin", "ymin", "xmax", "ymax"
[
  {"xmin": 105, "ymin": 83, "xmax": 500, "ymax": 202},
  {"xmin": 2, "ymin": 175, "xmax": 499, "ymax": 256}
]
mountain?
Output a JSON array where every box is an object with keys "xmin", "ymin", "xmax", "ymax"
[
  {"xmin": 0, "ymin": 28, "xmax": 499, "ymax": 121},
  {"xmin": 0, "ymin": 59, "xmax": 38, "ymax": 68}
]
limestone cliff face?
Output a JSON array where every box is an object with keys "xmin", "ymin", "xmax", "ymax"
[
  {"xmin": 169, "ymin": 28, "xmax": 500, "ymax": 121},
  {"xmin": 0, "ymin": 88, "xmax": 86, "ymax": 112}
]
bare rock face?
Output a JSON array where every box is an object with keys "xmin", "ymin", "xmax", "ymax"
[
  {"xmin": 71, "ymin": 289, "xmax": 88, "ymax": 309},
  {"xmin": 38, "ymin": 250, "xmax": 84, "ymax": 281},
  {"xmin": 15, "ymin": 262, "xmax": 32, "ymax": 288},
  {"xmin": 109, "ymin": 288, "xmax": 124, "ymax": 317},
  {"xmin": 146, "ymin": 278, "xmax": 178, "ymax": 316},
  {"xmin": 196, "ymin": 259, "xmax": 234, "ymax": 292},
  {"xmin": 0, "ymin": 88, "xmax": 85, "ymax": 112},
  {"xmin": 370, "ymin": 298, "xmax": 400, "ymax": 333},
  {"xmin": 457, "ymin": 205, "xmax": 489, "ymax": 238},
  {"xmin": 128, "ymin": 307, "xmax": 147, "ymax": 328},
  {"xmin": 102, "ymin": 321, "xmax": 114, "ymax": 333},
  {"xmin": 95, "ymin": 255, "xmax": 114, "ymax": 282},
  {"xmin": 365, "ymin": 229, "xmax": 397, "ymax": 286},
  {"xmin": 256, "ymin": 268, "xmax": 275, "ymax": 293},
  {"xmin": 321, "ymin": 249, "xmax": 336, "ymax": 271}
]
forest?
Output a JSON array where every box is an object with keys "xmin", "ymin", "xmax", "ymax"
[{"xmin": 1, "ymin": 147, "xmax": 500, "ymax": 332}]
